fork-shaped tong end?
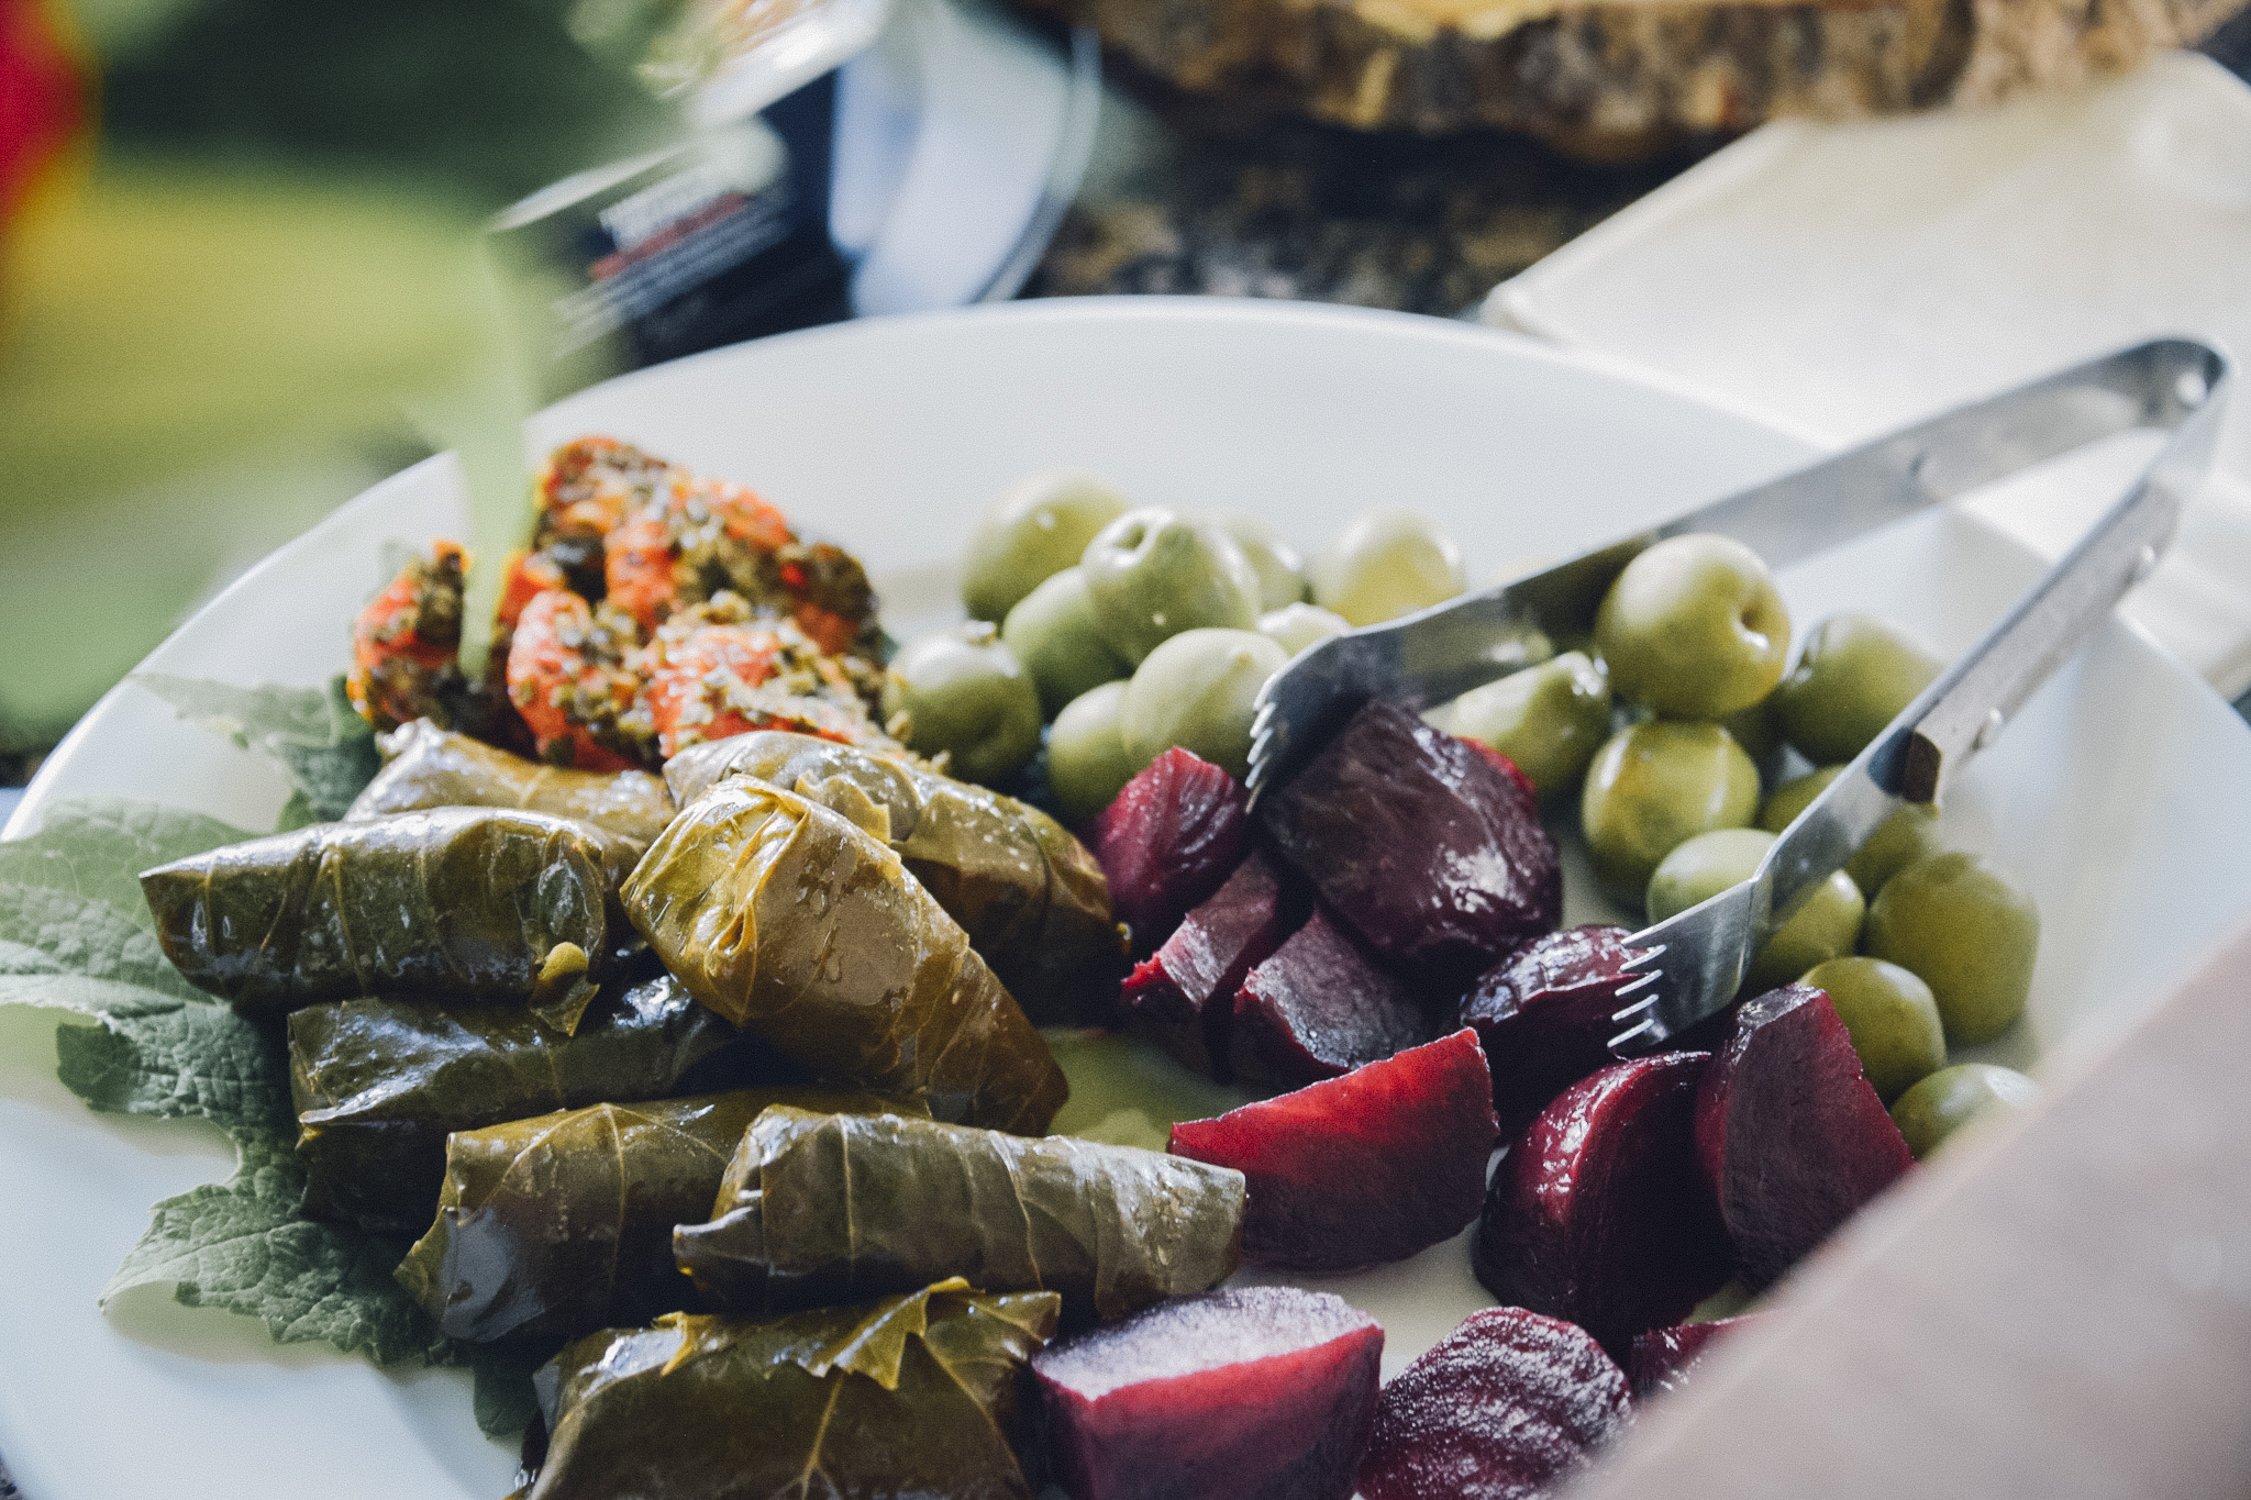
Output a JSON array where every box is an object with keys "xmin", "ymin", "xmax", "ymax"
[{"xmin": 1603, "ymin": 337, "xmax": 2228, "ymax": 1055}]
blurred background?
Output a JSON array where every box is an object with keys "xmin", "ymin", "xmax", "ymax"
[{"xmin": 3, "ymin": 0, "xmax": 2248, "ymax": 804}]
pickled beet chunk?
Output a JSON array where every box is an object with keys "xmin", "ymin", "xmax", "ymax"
[
  {"xmin": 1033, "ymin": 1286, "xmax": 1383, "ymax": 1500},
  {"xmin": 1171, "ymin": 1029, "xmax": 1498, "ymax": 1272},
  {"xmin": 1627, "ymin": 1316, "xmax": 1757, "ymax": 1402},
  {"xmin": 1119, "ymin": 851, "xmax": 1295, "ymax": 1079},
  {"xmin": 1261, "ymin": 701, "xmax": 1560, "ymax": 980},
  {"xmin": 1473, "ymin": 1053, "xmax": 1732, "ymax": 1357},
  {"xmin": 1694, "ymin": 983, "xmax": 1916, "ymax": 1290},
  {"xmin": 1459, "ymin": 925, "xmax": 1641, "ymax": 1134},
  {"xmin": 1229, "ymin": 907, "xmax": 1434, "ymax": 1086},
  {"xmin": 1357, "ymin": 1307, "xmax": 1632, "ymax": 1500},
  {"xmin": 1093, "ymin": 747, "xmax": 1250, "ymax": 949}
]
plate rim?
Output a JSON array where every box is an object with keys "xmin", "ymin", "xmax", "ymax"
[{"xmin": 7, "ymin": 295, "xmax": 2247, "ymax": 1500}]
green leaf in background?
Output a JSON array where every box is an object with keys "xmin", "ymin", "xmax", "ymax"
[
  {"xmin": 57, "ymin": 1005, "xmax": 292, "ymax": 1132},
  {"xmin": 0, "ymin": 878, "xmax": 200, "ymax": 999},
  {"xmin": 0, "ymin": 797, "xmax": 249, "ymax": 915},
  {"xmin": 0, "ymin": 796, "xmax": 447, "ymax": 1370},
  {"xmin": 134, "ymin": 673, "xmax": 379, "ymax": 826},
  {"xmin": 104, "ymin": 1134, "xmax": 445, "ymax": 1366}
]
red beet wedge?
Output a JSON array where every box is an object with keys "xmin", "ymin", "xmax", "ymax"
[
  {"xmin": 1093, "ymin": 748, "xmax": 1249, "ymax": 949},
  {"xmin": 1260, "ymin": 701, "xmax": 1560, "ymax": 979},
  {"xmin": 1473, "ymin": 1053, "xmax": 1733, "ymax": 1357},
  {"xmin": 1627, "ymin": 1316, "xmax": 1757, "ymax": 1402},
  {"xmin": 1033, "ymin": 1286, "xmax": 1383, "ymax": 1500},
  {"xmin": 1229, "ymin": 906, "xmax": 1434, "ymax": 1086},
  {"xmin": 1357, "ymin": 1307, "xmax": 1632, "ymax": 1500},
  {"xmin": 1171, "ymin": 1028, "xmax": 1498, "ymax": 1272},
  {"xmin": 1458, "ymin": 925, "xmax": 1642, "ymax": 1134},
  {"xmin": 1694, "ymin": 983, "xmax": 1916, "ymax": 1289},
  {"xmin": 1120, "ymin": 851, "xmax": 1295, "ymax": 1079}
]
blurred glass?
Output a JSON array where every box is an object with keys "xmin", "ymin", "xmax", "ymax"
[{"xmin": 0, "ymin": 0, "xmax": 689, "ymax": 761}]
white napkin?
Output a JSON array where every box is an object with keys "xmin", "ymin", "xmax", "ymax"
[{"xmin": 1489, "ymin": 52, "xmax": 2251, "ymax": 698}]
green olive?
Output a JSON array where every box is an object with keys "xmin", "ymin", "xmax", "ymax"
[
  {"xmin": 1593, "ymin": 535, "xmax": 1791, "ymax": 720},
  {"xmin": 1758, "ymin": 765, "xmax": 1840, "ymax": 832},
  {"xmin": 1889, "ymin": 1063, "xmax": 2038, "ymax": 1159},
  {"xmin": 1580, "ymin": 721, "xmax": 1762, "ymax": 904},
  {"xmin": 1258, "ymin": 602, "xmax": 1351, "ymax": 657},
  {"xmin": 1645, "ymin": 828, "xmax": 1864, "ymax": 990},
  {"xmin": 1308, "ymin": 509, "xmax": 1466, "ymax": 626},
  {"xmin": 1758, "ymin": 765, "xmax": 1946, "ymax": 897},
  {"xmin": 1119, "ymin": 628, "xmax": 1287, "ymax": 780},
  {"xmin": 1081, "ymin": 508, "xmax": 1262, "ymax": 665},
  {"xmin": 1773, "ymin": 614, "xmax": 1942, "ymax": 764},
  {"xmin": 880, "ymin": 624, "xmax": 1042, "ymax": 785},
  {"xmin": 1865, "ymin": 852, "xmax": 2039, "ymax": 1046},
  {"xmin": 961, "ymin": 471, "xmax": 1130, "ymax": 622},
  {"xmin": 1047, "ymin": 681, "xmax": 1139, "ymax": 823},
  {"xmin": 1721, "ymin": 697, "xmax": 1784, "ymax": 775},
  {"xmin": 1801, "ymin": 956, "xmax": 1946, "ymax": 1102},
  {"xmin": 1000, "ymin": 567, "xmax": 1127, "ymax": 716},
  {"xmin": 1437, "ymin": 651, "xmax": 1613, "ymax": 797},
  {"xmin": 1844, "ymin": 803, "xmax": 1944, "ymax": 896},
  {"xmin": 1217, "ymin": 513, "xmax": 1312, "ymax": 612}
]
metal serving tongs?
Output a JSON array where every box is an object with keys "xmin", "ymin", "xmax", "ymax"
[{"xmin": 1244, "ymin": 337, "xmax": 2232, "ymax": 1054}]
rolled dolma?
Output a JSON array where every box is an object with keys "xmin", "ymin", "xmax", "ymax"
[
  {"xmin": 349, "ymin": 719, "xmax": 677, "ymax": 847},
  {"xmin": 289, "ymin": 970, "xmax": 769, "ymax": 1235},
  {"xmin": 526, "ymin": 1281, "xmax": 1060, "ymax": 1500},
  {"xmin": 665, "ymin": 731, "xmax": 1121, "ymax": 1020},
  {"xmin": 675, "ymin": 1106, "xmax": 1245, "ymax": 1324},
  {"xmin": 140, "ymin": 808, "xmax": 619, "ymax": 1015},
  {"xmin": 395, "ymin": 1087, "xmax": 916, "ymax": 1344},
  {"xmin": 623, "ymin": 780, "xmax": 1069, "ymax": 1134}
]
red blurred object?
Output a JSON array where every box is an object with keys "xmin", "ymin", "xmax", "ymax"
[{"xmin": 0, "ymin": 0, "xmax": 82, "ymax": 230}]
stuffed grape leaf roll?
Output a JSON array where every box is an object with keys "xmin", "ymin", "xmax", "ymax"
[
  {"xmin": 525, "ymin": 1280, "xmax": 1060, "ymax": 1500},
  {"xmin": 396, "ymin": 1088, "xmax": 916, "ymax": 1344},
  {"xmin": 289, "ymin": 970, "xmax": 770, "ymax": 1235},
  {"xmin": 675, "ymin": 1106, "xmax": 1244, "ymax": 1324},
  {"xmin": 140, "ymin": 808, "xmax": 622, "ymax": 1016},
  {"xmin": 623, "ymin": 780, "xmax": 1068, "ymax": 1133},
  {"xmin": 664, "ymin": 731, "xmax": 1121, "ymax": 1020},
  {"xmin": 348, "ymin": 719, "xmax": 677, "ymax": 847}
]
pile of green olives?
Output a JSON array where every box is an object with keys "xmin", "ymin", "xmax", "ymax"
[
  {"xmin": 888, "ymin": 472, "xmax": 1468, "ymax": 817},
  {"xmin": 1432, "ymin": 533, "xmax": 2040, "ymax": 1137},
  {"xmin": 911, "ymin": 498, "xmax": 2046, "ymax": 1139}
]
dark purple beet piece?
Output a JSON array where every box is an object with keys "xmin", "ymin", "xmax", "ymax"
[
  {"xmin": 1627, "ymin": 1316, "xmax": 1758, "ymax": 1401},
  {"xmin": 1473, "ymin": 1053, "xmax": 1733, "ymax": 1357},
  {"xmin": 1170, "ymin": 1029, "xmax": 1498, "ymax": 1271},
  {"xmin": 1229, "ymin": 907, "xmax": 1433, "ymax": 1086},
  {"xmin": 1033, "ymin": 1286, "xmax": 1383, "ymax": 1500},
  {"xmin": 1260, "ymin": 701, "xmax": 1560, "ymax": 979},
  {"xmin": 1357, "ymin": 1307, "xmax": 1632, "ymax": 1500},
  {"xmin": 1092, "ymin": 747, "xmax": 1249, "ymax": 950},
  {"xmin": 1459, "ymin": 925, "xmax": 1641, "ymax": 1134},
  {"xmin": 1119, "ymin": 851, "xmax": 1294, "ymax": 1080},
  {"xmin": 1694, "ymin": 982, "xmax": 1917, "ymax": 1289}
]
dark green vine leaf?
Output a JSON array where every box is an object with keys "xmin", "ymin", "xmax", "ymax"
[
  {"xmin": 0, "ymin": 797, "xmax": 250, "ymax": 914},
  {"xmin": 0, "ymin": 795, "xmax": 446, "ymax": 1367},
  {"xmin": 133, "ymin": 673, "xmax": 379, "ymax": 825},
  {"xmin": 56, "ymin": 1004, "xmax": 292, "ymax": 1133},
  {"xmin": 103, "ymin": 1134, "xmax": 444, "ymax": 1366}
]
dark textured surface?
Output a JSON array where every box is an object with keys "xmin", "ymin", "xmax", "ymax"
[
  {"xmin": 1030, "ymin": 37, "xmax": 2251, "ymax": 315},
  {"xmin": 1026, "ymin": 75, "xmax": 1698, "ymax": 317}
]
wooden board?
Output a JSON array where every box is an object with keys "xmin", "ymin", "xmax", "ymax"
[
  {"xmin": 1568, "ymin": 911, "xmax": 2251, "ymax": 1499},
  {"xmin": 1028, "ymin": 0, "xmax": 2249, "ymax": 153}
]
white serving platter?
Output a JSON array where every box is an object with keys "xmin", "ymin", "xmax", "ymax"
[{"xmin": 6, "ymin": 298, "xmax": 2251, "ymax": 1500}]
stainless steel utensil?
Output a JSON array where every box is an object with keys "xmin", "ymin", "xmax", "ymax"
[{"xmin": 1243, "ymin": 337, "xmax": 2231, "ymax": 1051}]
